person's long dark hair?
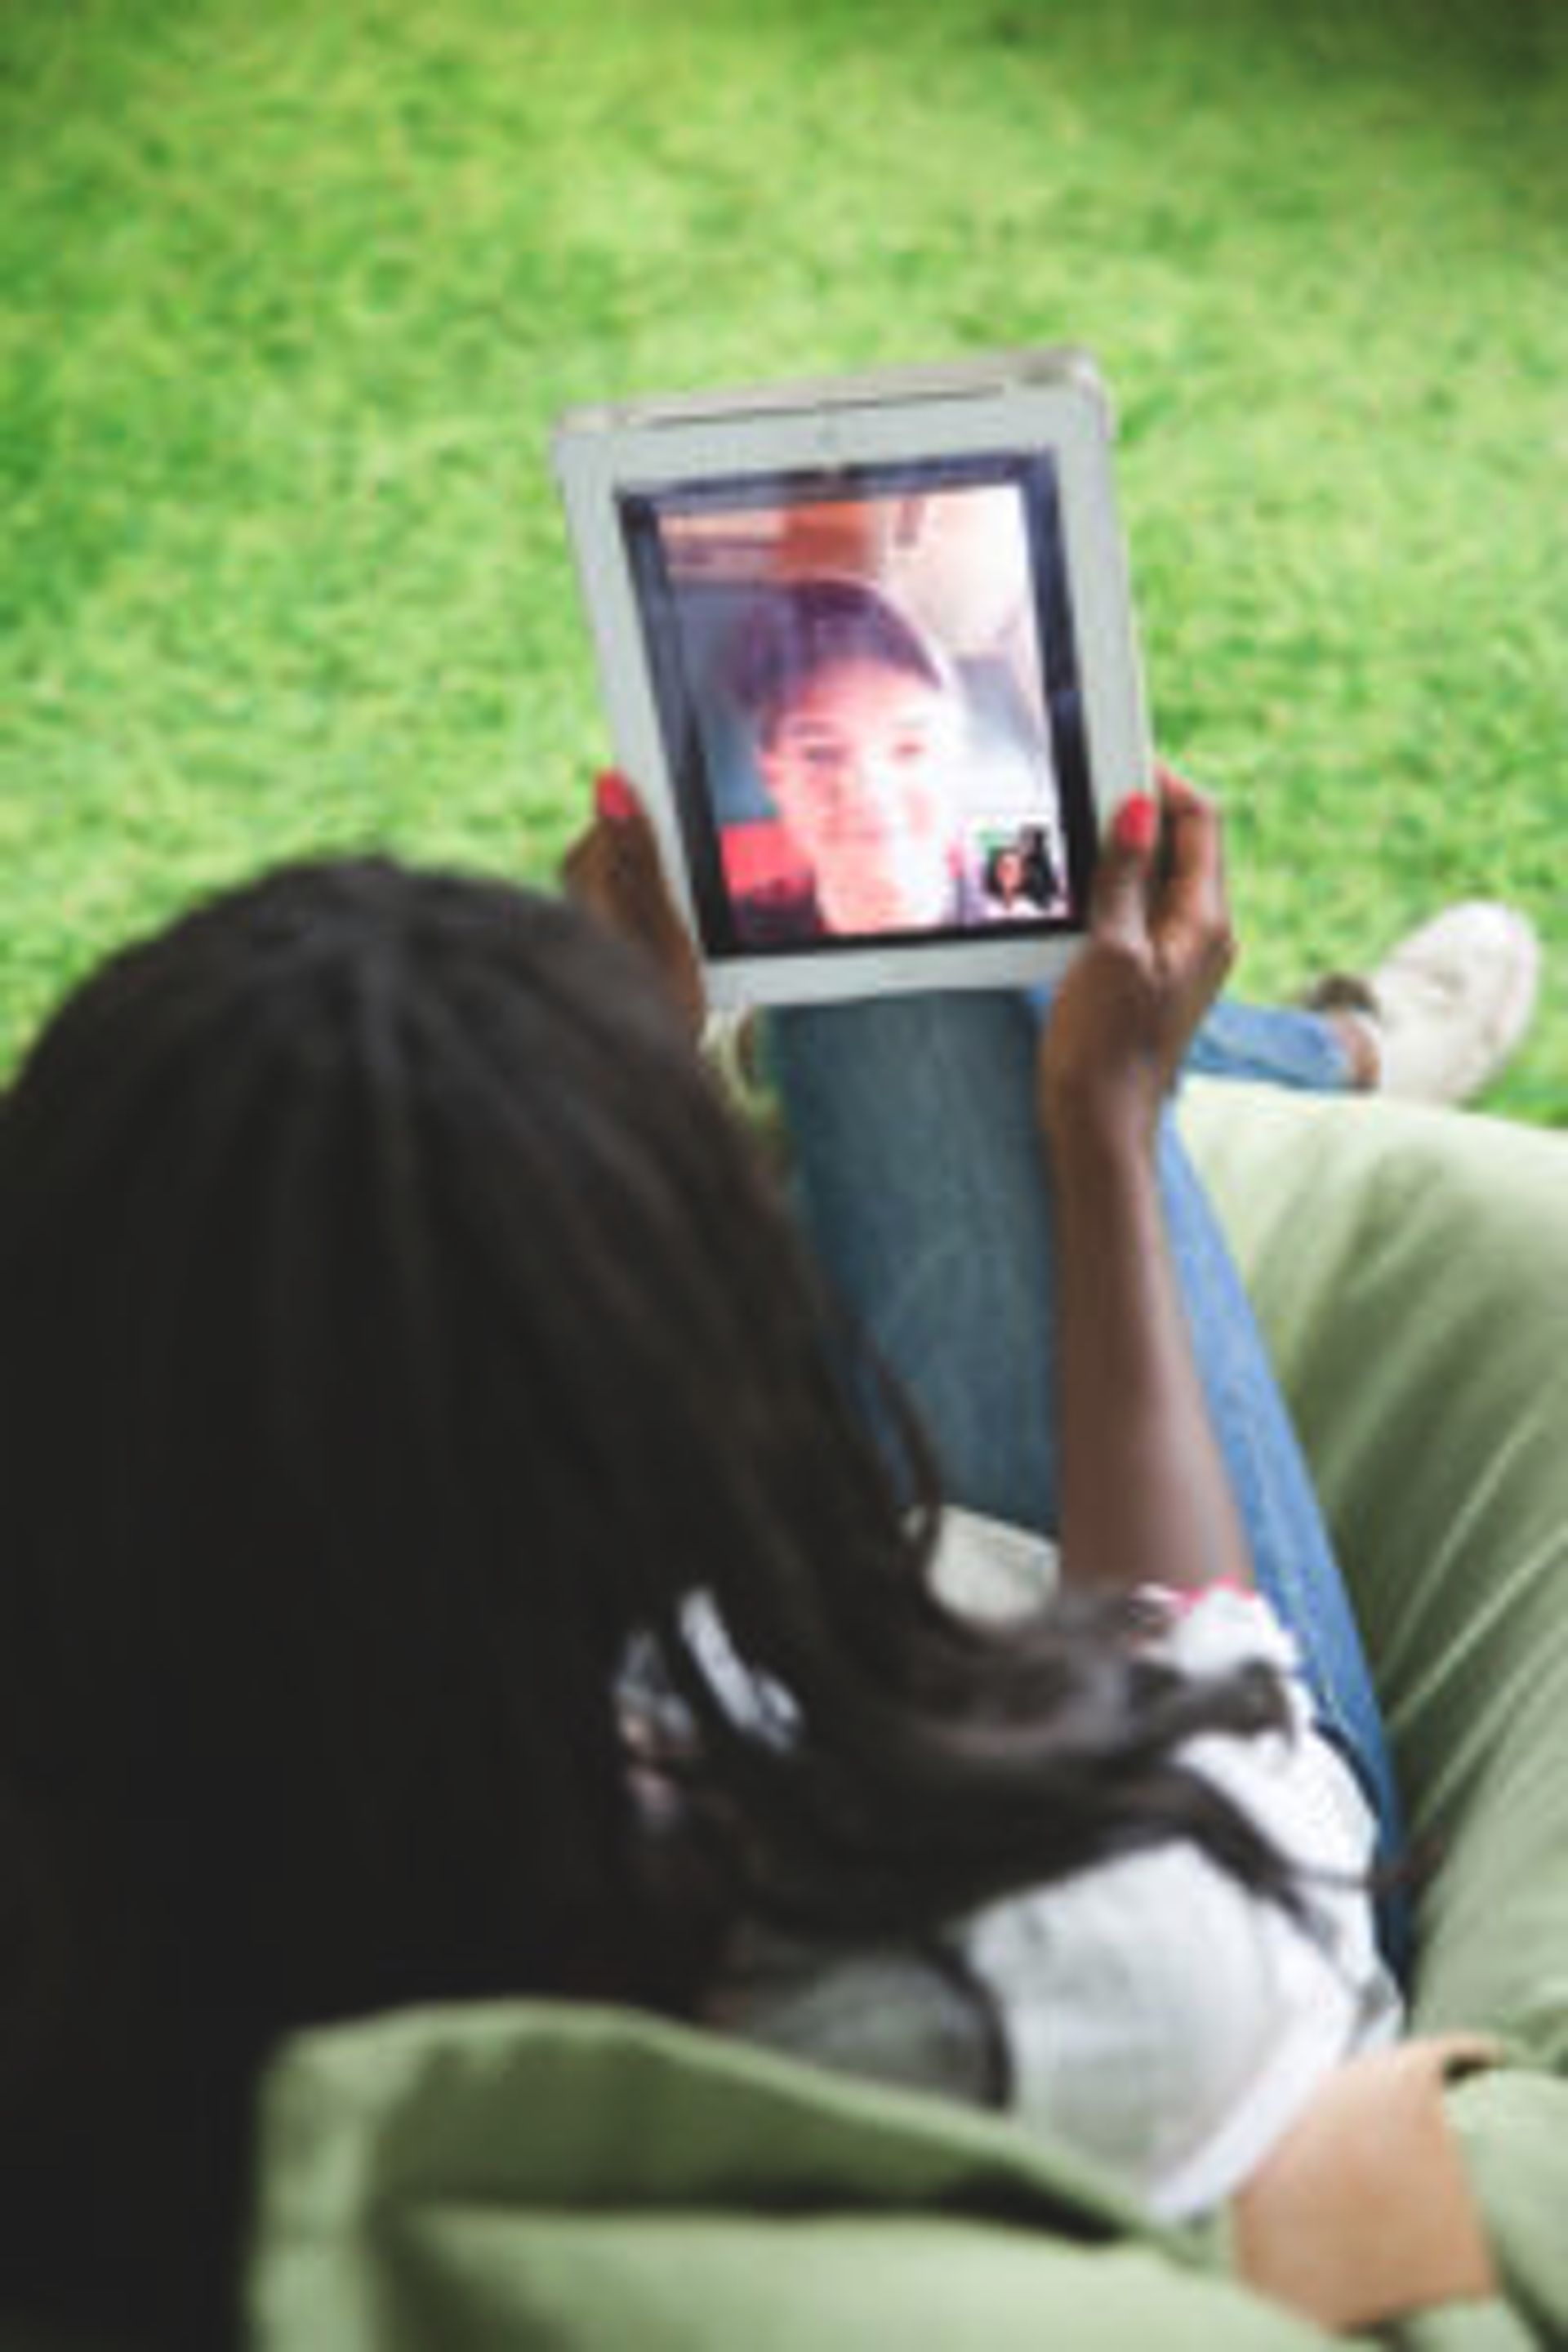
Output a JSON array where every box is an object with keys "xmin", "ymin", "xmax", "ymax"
[{"xmin": 0, "ymin": 858, "xmax": 1294, "ymax": 2343}]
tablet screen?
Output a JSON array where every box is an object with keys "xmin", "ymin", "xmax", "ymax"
[{"xmin": 618, "ymin": 456, "xmax": 1094, "ymax": 961}]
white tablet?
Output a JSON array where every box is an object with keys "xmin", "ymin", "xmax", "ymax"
[{"xmin": 552, "ymin": 348, "xmax": 1151, "ymax": 1009}]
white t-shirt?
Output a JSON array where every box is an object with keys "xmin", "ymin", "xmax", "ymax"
[{"xmin": 704, "ymin": 1512, "xmax": 1404, "ymax": 2219}]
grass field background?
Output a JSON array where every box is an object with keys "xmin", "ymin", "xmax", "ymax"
[{"xmin": 3, "ymin": 0, "xmax": 1564, "ymax": 1113}]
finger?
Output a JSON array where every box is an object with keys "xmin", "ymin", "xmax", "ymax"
[
  {"xmin": 595, "ymin": 829, "xmax": 679, "ymax": 942},
  {"xmin": 595, "ymin": 768, "xmax": 640, "ymax": 825},
  {"xmin": 1089, "ymin": 789, "xmax": 1158, "ymax": 946},
  {"xmin": 560, "ymin": 824, "xmax": 612, "ymax": 913},
  {"xmin": 563, "ymin": 773, "xmax": 707, "ymax": 1037},
  {"xmin": 1157, "ymin": 777, "xmax": 1222, "ymax": 903},
  {"xmin": 562, "ymin": 774, "xmax": 666, "ymax": 914},
  {"xmin": 1153, "ymin": 768, "xmax": 1222, "ymax": 831},
  {"xmin": 1149, "ymin": 776, "xmax": 1234, "ymax": 980}
]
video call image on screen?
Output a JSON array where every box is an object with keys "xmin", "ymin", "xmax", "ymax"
[{"xmin": 620, "ymin": 457, "xmax": 1094, "ymax": 957}]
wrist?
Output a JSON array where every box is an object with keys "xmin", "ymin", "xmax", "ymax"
[{"xmin": 1042, "ymin": 1081, "xmax": 1162, "ymax": 1184}]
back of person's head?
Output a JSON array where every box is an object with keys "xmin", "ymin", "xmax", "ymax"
[
  {"xmin": 725, "ymin": 575, "xmax": 946, "ymax": 743},
  {"xmin": 0, "ymin": 855, "xmax": 893, "ymax": 1990},
  {"xmin": 0, "ymin": 856, "xmax": 906, "ymax": 2337}
]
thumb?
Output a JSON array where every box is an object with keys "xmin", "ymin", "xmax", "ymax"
[
  {"xmin": 562, "ymin": 772, "xmax": 706, "ymax": 1039},
  {"xmin": 563, "ymin": 773, "xmax": 662, "ymax": 914},
  {"xmin": 1091, "ymin": 790, "xmax": 1159, "ymax": 942}
]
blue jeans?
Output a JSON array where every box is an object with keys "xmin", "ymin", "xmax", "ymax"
[
  {"xmin": 765, "ymin": 994, "xmax": 1406, "ymax": 1953},
  {"xmin": 1185, "ymin": 1000, "xmax": 1354, "ymax": 1093}
]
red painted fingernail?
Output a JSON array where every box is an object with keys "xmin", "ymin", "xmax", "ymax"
[
  {"xmin": 1112, "ymin": 793, "xmax": 1158, "ymax": 854},
  {"xmin": 595, "ymin": 769, "xmax": 637, "ymax": 823}
]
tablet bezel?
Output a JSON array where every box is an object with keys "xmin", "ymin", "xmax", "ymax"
[{"xmin": 552, "ymin": 348, "xmax": 1151, "ymax": 1010}]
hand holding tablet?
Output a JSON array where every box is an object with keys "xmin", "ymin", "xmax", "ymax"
[{"xmin": 553, "ymin": 349, "xmax": 1152, "ymax": 1009}]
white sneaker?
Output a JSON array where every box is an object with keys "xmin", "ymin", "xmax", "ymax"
[{"xmin": 1304, "ymin": 902, "xmax": 1542, "ymax": 1106}]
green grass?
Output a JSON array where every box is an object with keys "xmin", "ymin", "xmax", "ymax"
[{"xmin": 3, "ymin": 0, "xmax": 1565, "ymax": 1114}]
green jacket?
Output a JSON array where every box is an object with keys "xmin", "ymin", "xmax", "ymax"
[{"xmin": 23, "ymin": 1085, "xmax": 1568, "ymax": 2347}]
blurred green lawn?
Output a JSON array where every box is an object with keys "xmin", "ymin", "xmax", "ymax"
[{"xmin": 3, "ymin": 0, "xmax": 1564, "ymax": 1112}]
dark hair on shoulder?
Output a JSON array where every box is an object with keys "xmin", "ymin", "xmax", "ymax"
[
  {"xmin": 0, "ymin": 854, "xmax": 1296, "ymax": 2342},
  {"xmin": 724, "ymin": 574, "xmax": 945, "ymax": 742}
]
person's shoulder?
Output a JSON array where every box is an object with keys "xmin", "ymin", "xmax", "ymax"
[
  {"xmin": 960, "ymin": 1787, "xmax": 1397, "ymax": 2216},
  {"xmin": 706, "ymin": 1918, "xmax": 999, "ymax": 2105}
]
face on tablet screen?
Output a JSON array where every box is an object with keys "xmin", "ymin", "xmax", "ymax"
[{"xmin": 619, "ymin": 457, "xmax": 1094, "ymax": 962}]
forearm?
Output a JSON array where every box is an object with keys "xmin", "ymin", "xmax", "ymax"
[
  {"xmin": 1049, "ymin": 1113, "xmax": 1254, "ymax": 1598},
  {"xmin": 1232, "ymin": 2038, "xmax": 1497, "ymax": 2331}
]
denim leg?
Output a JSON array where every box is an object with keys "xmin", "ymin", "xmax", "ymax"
[
  {"xmin": 1155, "ymin": 1121, "xmax": 1404, "ymax": 1864},
  {"xmin": 765, "ymin": 992, "xmax": 1404, "ymax": 1882},
  {"xmin": 1188, "ymin": 1001, "xmax": 1355, "ymax": 1093},
  {"xmin": 768, "ymin": 991, "xmax": 1061, "ymax": 1535}
]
